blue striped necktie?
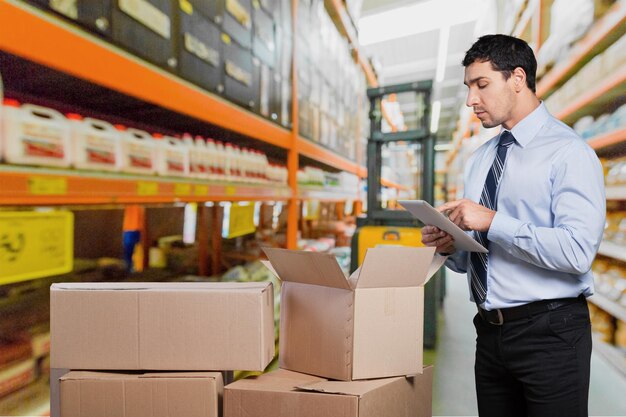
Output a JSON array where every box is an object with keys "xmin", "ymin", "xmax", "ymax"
[{"xmin": 469, "ymin": 130, "xmax": 515, "ymax": 304}]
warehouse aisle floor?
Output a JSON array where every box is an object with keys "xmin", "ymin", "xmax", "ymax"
[{"xmin": 432, "ymin": 269, "xmax": 626, "ymax": 416}]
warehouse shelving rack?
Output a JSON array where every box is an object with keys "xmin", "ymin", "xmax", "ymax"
[{"xmin": 0, "ymin": 1, "xmax": 403, "ymax": 413}]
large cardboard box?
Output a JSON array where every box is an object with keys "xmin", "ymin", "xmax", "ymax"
[
  {"xmin": 224, "ymin": 367, "xmax": 433, "ymax": 417},
  {"xmin": 51, "ymin": 282, "xmax": 274, "ymax": 371},
  {"xmin": 264, "ymin": 246, "xmax": 442, "ymax": 381},
  {"xmin": 60, "ymin": 371, "xmax": 223, "ymax": 417}
]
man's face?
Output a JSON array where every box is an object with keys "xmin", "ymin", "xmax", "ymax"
[{"xmin": 464, "ymin": 60, "xmax": 517, "ymax": 129}]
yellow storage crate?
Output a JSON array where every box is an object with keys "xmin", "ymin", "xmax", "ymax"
[{"xmin": 355, "ymin": 225, "xmax": 424, "ymax": 267}]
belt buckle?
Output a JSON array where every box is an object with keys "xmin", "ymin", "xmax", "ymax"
[{"xmin": 490, "ymin": 309, "xmax": 504, "ymax": 325}]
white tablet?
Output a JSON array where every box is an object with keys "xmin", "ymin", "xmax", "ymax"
[{"xmin": 398, "ymin": 200, "xmax": 488, "ymax": 253}]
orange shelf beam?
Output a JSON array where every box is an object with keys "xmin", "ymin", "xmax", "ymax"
[
  {"xmin": 0, "ymin": 168, "xmax": 292, "ymax": 206},
  {"xmin": 555, "ymin": 65, "xmax": 626, "ymax": 124},
  {"xmin": 381, "ymin": 178, "xmax": 409, "ymax": 191},
  {"xmin": 0, "ymin": 1, "xmax": 291, "ymax": 149},
  {"xmin": 588, "ymin": 128, "xmax": 626, "ymax": 150},
  {"xmin": 537, "ymin": 1, "xmax": 626, "ymax": 98},
  {"xmin": 298, "ymin": 137, "xmax": 361, "ymax": 174}
]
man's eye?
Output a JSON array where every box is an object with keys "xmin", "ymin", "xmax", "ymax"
[{"xmin": 478, "ymin": 84, "xmax": 487, "ymax": 89}]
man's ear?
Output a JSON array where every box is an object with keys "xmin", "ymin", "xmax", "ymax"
[{"xmin": 512, "ymin": 67, "xmax": 527, "ymax": 92}]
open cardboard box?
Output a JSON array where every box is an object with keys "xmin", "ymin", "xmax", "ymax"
[
  {"xmin": 60, "ymin": 371, "xmax": 223, "ymax": 417},
  {"xmin": 263, "ymin": 246, "xmax": 444, "ymax": 381},
  {"xmin": 225, "ymin": 367, "xmax": 433, "ymax": 417},
  {"xmin": 51, "ymin": 282, "xmax": 275, "ymax": 371}
]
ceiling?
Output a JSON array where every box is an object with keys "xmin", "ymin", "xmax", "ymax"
[{"xmin": 357, "ymin": 0, "xmax": 498, "ymax": 143}]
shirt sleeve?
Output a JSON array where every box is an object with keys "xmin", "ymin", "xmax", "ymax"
[
  {"xmin": 444, "ymin": 250, "xmax": 468, "ymax": 273},
  {"xmin": 487, "ymin": 144, "xmax": 605, "ymax": 274}
]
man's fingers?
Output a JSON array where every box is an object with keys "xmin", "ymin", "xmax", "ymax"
[{"xmin": 437, "ymin": 200, "xmax": 462, "ymax": 213}]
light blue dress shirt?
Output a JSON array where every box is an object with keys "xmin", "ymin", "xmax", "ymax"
[{"xmin": 445, "ymin": 103, "xmax": 606, "ymax": 309}]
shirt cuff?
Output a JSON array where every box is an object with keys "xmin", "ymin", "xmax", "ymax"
[{"xmin": 487, "ymin": 211, "xmax": 524, "ymax": 251}]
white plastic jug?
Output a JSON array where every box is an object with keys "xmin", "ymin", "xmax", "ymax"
[
  {"xmin": 154, "ymin": 134, "xmax": 189, "ymax": 177},
  {"xmin": 118, "ymin": 126, "xmax": 156, "ymax": 175},
  {"xmin": 187, "ymin": 135, "xmax": 210, "ymax": 179},
  {"xmin": 69, "ymin": 114, "xmax": 122, "ymax": 172},
  {"xmin": 3, "ymin": 100, "xmax": 72, "ymax": 167},
  {"xmin": 214, "ymin": 140, "xmax": 226, "ymax": 181}
]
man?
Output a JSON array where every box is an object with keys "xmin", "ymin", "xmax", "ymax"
[{"xmin": 422, "ymin": 34, "xmax": 605, "ymax": 417}]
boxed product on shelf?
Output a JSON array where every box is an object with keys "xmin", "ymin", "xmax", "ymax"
[
  {"xmin": 275, "ymin": 25, "xmax": 292, "ymax": 79},
  {"xmin": 178, "ymin": 8, "xmax": 224, "ymax": 94},
  {"xmin": 111, "ymin": 0, "xmax": 176, "ymax": 69},
  {"xmin": 605, "ymin": 157, "xmax": 626, "ymax": 186},
  {"xmin": 37, "ymin": 0, "xmax": 113, "ymax": 36},
  {"xmin": 252, "ymin": 5, "xmax": 275, "ymax": 68},
  {"xmin": 60, "ymin": 371, "xmax": 223, "ymax": 417},
  {"xmin": 0, "ymin": 358, "xmax": 36, "ymax": 399},
  {"xmin": 224, "ymin": 367, "xmax": 433, "ymax": 417},
  {"xmin": 222, "ymin": 34, "xmax": 257, "ymax": 110},
  {"xmin": 50, "ymin": 282, "xmax": 275, "ymax": 371},
  {"xmin": 68, "ymin": 114, "xmax": 122, "ymax": 172},
  {"xmin": 186, "ymin": 0, "xmax": 220, "ymax": 23},
  {"xmin": 263, "ymin": 246, "xmax": 440, "ymax": 381},
  {"xmin": 269, "ymin": 72, "xmax": 282, "ymax": 123},
  {"xmin": 253, "ymin": 59, "xmax": 272, "ymax": 118},
  {"xmin": 2, "ymin": 99, "xmax": 72, "ymax": 167},
  {"xmin": 221, "ymin": 0, "xmax": 253, "ymax": 50},
  {"xmin": 280, "ymin": 79, "xmax": 292, "ymax": 128}
]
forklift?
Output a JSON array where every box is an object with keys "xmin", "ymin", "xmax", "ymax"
[{"xmin": 350, "ymin": 80, "xmax": 444, "ymax": 349}]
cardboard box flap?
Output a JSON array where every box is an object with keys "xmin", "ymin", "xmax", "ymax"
[
  {"xmin": 263, "ymin": 248, "xmax": 351, "ymax": 290},
  {"xmin": 295, "ymin": 378, "xmax": 400, "ymax": 397},
  {"xmin": 141, "ymin": 372, "xmax": 223, "ymax": 380},
  {"xmin": 60, "ymin": 371, "xmax": 223, "ymax": 381},
  {"xmin": 353, "ymin": 246, "xmax": 437, "ymax": 288},
  {"xmin": 51, "ymin": 282, "xmax": 269, "ymax": 291}
]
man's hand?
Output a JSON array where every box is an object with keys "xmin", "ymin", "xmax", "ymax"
[
  {"xmin": 437, "ymin": 199, "xmax": 495, "ymax": 232},
  {"xmin": 421, "ymin": 225, "xmax": 456, "ymax": 254}
]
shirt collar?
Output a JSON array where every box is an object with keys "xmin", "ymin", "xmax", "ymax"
[{"xmin": 507, "ymin": 101, "xmax": 550, "ymax": 148}]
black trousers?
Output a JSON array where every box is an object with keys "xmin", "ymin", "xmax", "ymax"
[{"xmin": 474, "ymin": 298, "xmax": 591, "ymax": 417}]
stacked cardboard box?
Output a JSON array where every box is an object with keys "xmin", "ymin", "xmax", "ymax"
[
  {"xmin": 223, "ymin": 246, "xmax": 440, "ymax": 417},
  {"xmin": 50, "ymin": 282, "xmax": 275, "ymax": 417}
]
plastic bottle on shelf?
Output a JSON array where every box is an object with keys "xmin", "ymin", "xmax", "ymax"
[
  {"xmin": 241, "ymin": 147, "xmax": 252, "ymax": 182},
  {"xmin": 233, "ymin": 145, "xmax": 243, "ymax": 182},
  {"xmin": 205, "ymin": 138, "xmax": 217, "ymax": 180},
  {"xmin": 183, "ymin": 133, "xmax": 205, "ymax": 179},
  {"xmin": 195, "ymin": 135, "xmax": 212, "ymax": 179},
  {"xmin": 68, "ymin": 114, "xmax": 122, "ymax": 172},
  {"xmin": 215, "ymin": 140, "xmax": 226, "ymax": 181},
  {"xmin": 225, "ymin": 143, "xmax": 236, "ymax": 182},
  {"xmin": 258, "ymin": 151, "xmax": 269, "ymax": 182},
  {"xmin": 118, "ymin": 126, "xmax": 156, "ymax": 175},
  {"xmin": 154, "ymin": 133, "xmax": 189, "ymax": 177},
  {"xmin": 3, "ymin": 99, "xmax": 72, "ymax": 167}
]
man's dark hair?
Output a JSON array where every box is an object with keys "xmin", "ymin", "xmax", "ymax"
[{"xmin": 462, "ymin": 34, "xmax": 537, "ymax": 93}]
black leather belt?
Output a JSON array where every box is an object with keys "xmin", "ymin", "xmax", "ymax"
[{"xmin": 477, "ymin": 294, "xmax": 585, "ymax": 325}]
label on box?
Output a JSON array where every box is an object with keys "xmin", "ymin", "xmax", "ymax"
[
  {"xmin": 226, "ymin": 0, "xmax": 251, "ymax": 29},
  {"xmin": 119, "ymin": 0, "xmax": 171, "ymax": 39},
  {"xmin": 0, "ymin": 211, "xmax": 73, "ymax": 285},
  {"xmin": 179, "ymin": 0, "xmax": 193, "ymax": 14},
  {"xmin": 184, "ymin": 33, "xmax": 219, "ymax": 67},
  {"xmin": 20, "ymin": 123, "xmax": 65, "ymax": 159},
  {"xmin": 50, "ymin": 0, "xmax": 78, "ymax": 19},
  {"xmin": 225, "ymin": 60, "xmax": 252, "ymax": 87}
]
